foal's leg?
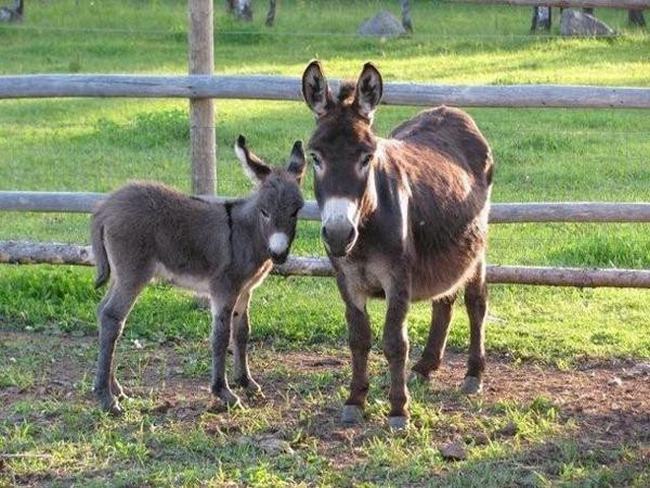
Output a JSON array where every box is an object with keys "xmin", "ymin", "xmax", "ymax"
[
  {"xmin": 339, "ymin": 280, "xmax": 371, "ymax": 425},
  {"xmin": 383, "ymin": 281, "xmax": 411, "ymax": 429},
  {"xmin": 412, "ymin": 293, "xmax": 456, "ymax": 380},
  {"xmin": 462, "ymin": 260, "xmax": 488, "ymax": 395},
  {"xmin": 210, "ymin": 291, "xmax": 242, "ymax": 408},
  {"xmin": 94, "ymin": 276, "xmax": 148, "ymax": 415},
  {"xmin": 231, "ymin": 291, "xmax": 263, "ymax": 396}
]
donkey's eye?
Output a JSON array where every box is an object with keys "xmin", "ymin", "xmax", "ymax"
[
  {"xmin": 360, "ymin": 154, "xmax": 373, "ymax": 168},
  {"xmin": 291, "ymin": 208, "xmax": 300, "ymax": 218},
  {"xmin": 310, "ymin": 153, "xmax": 322, "ymax": 169},
  {"xmin": 260, "ymin": 209, "xmax": 270, "ymax": 220}
]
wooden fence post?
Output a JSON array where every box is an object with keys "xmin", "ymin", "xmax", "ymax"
[{"xmin": 188, "ymin": 0, "xmax": 216, "ymax": 196}]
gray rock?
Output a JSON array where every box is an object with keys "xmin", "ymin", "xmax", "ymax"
[
  {"xmin": 439, "ymin": 440, "xmax": 467, "ymax": 461},
  {"xmin": 560, "ymin": 9, "xmax": 615, "ymax": 37},
  {"xmin": 358, "ymin": 10, "xmax": 406, "ymax": 38}
]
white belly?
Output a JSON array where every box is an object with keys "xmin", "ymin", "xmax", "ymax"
[{"xmin": 155, "ymin": 264, "xmax": 212, "ymax": 295}]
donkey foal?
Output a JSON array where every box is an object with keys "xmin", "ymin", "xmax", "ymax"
[{"xmin": 91, "ymin": 136, "xmax": 306, "ymax": 415}]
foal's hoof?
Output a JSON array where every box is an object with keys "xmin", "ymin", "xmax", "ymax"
[
  {"xmin": 107, "ymin": 402, "xmax": 124, "ymax": 416},
  {"xmin": 239, "ymin": 378, "xmax": 265, "ymax": 399},
  {"xmin": 217, "ymin": 389, "xmax": 244, "ymax": 409},
  {"xmin": 245, "ymin": 384, "xmax": 265, "ymax": 400},
  {"xmin": 461, "ymin": 376, "xmax": 483, "ymax": 395},
  {"xmin": 341, "ymin": 405, "xmax": 364, "ymax": 425},
  {"xmin": 388, "ymin": 416, "xmax": 409, "ymax": 431}
]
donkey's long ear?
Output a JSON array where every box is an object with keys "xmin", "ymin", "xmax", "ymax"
[
  {"xmin": 234, "ymin": 135, "xmax": 272, "ymax": 185},
  {"xmin": 354, "ymin": 62, "xmax": 383, "ymax": 121},
  {"xmin": 302, "ymin": 60, "xmax": 333, "ymax": 118},
  {"xmin": 287, "ymin": 140, "xmax": 307, "ymax": 186}
]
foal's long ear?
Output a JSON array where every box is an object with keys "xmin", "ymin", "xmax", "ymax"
[
  {"xmin": 302, "ymin": 60, "xmax": 333, "ymax": 118},
  {"xmin": 234, "ymin": 135, "xmax": 272, "ymax": 185},
  {"xmin": 354, "ymin": 62, "xmax": 383, "ymax": 121},
  {"xmin": 287, "ymin": 140, "xmax": 307, "ymax": 186}
]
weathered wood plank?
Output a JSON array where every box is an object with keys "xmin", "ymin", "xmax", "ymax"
[
  {"xmin": 1, "ymin": 75, "xmax": 649, "ymax": 108},
  {"xmin": 2, "ymin": 241, "xmax": 650, "ymax": 288},
  {"xmin": 454, "ymin": 0, "xmax": 649, "ymax": 9},
  {"xmin": 2, "ymin": 192, "xmax": 650, "ymax": 224}
]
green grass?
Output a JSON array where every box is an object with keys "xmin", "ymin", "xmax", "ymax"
[{"xmin": 1, "ymin": 0, "xmax": 650, "ymax": 485}]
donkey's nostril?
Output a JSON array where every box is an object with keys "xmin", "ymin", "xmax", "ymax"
[
  {"xmin": 347, "ymin": 227, "xmax": 355, "ymax": 242},
  {"xmin": 321, "ymin": 227, "xmax": 328, "ymax": 240}
]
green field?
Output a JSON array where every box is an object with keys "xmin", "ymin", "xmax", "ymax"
[{"xmin": 1, "ymin": 1, "xmax": 649, "ymax": 486}]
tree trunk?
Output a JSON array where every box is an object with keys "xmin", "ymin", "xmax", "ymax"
[
  {"xmin": 400, "ymin": 0, "xmax": 413, "ymax": 32},
  {"xmin": 530, "ymin": 6, "xmax": 552, "ymax": 31},
  {"xmin": 628, "ymin": 9, "xmax": 646, "ymax": 26},
  {"xmin": 233, "ymin": 0, "xmax": 253, "ymax": 21},
  {"xmin": 266, "ymin": 0, "xmax": 276, "ymax": 26}
]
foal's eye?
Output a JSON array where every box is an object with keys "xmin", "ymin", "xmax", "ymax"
[
  {"xmin": 310, "ymin": 153, "xmax": 322, "ymax": 169},
  {"xmin": 360, "ymin": 154, "xmax": 373, "ymax": 168},
  {"xmin": 260, "ymin": 208, "xmax": 270, "ymax": 220}
]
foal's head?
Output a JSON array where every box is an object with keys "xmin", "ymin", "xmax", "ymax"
[
  {"xmin": 234, "ymin": 135, "xmax": 306, "ymax": 264},
  {"xmin": 301, "ymin": 60, "xmax": 383, "ymax": 257}
]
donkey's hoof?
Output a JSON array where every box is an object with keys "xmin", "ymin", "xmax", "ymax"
[
  {"xmin": 388, "ymin": 416, "xmax": 409, "ymax": 430},
  {"xmin": 218, "ymin": 389, "xmax": 243, "ymax": 409},
  {"xmin": 244, "ymin": 383, "xmax": 265, "ymax": 400},
  {"xmin": 108, "ymin": 402, "xmax": 124, "ymax": 416},
  {"xmin": 341, "ymin": 405, "xmax": 364, "ymax": 425},
  {"xmin": 461, "ymin": 376, "xmax": 483, "ymax": 395}
]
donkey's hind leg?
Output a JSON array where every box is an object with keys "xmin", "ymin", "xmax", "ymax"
[
  {"xmin": 412, "ymin": 294, "xmax": 456, "ymax": 381},
  {"xmin": 461, "ymin": 260, "xmax": 488, "ymax": 395},
  {"xmin": 94, "ymin": 274, "xmax": 150, "ymax": 415}
]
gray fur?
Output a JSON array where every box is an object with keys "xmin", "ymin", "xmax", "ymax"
[{"xmin": 91, "ymin": 136, "xmax": 306, "ymax": 415}]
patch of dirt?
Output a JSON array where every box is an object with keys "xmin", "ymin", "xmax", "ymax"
[{"xmin": 2, "ymin": 330, "xmax": 649, "ymax": 463}]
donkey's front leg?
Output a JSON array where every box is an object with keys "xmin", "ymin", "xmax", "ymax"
[
  {"xmin": 383, "ymin": 282, "xmax": 411, "ymax": 430},
  {"xmin": 341, "ymin": 288, "xmax": 371, "ymax": 425},
  {"xmin": 231, "ymin": 291, "xmax": 263, "ymax": 397},
  {"xmin": 210, "ymin": 293, "xmax": 242, "ymax": 408}
]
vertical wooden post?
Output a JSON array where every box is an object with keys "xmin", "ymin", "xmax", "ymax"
[{"xmin": 188, "ymin": 0, "xmax": 216, "ymax": 195}]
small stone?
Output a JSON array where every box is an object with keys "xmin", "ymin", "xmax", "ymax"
[
  {"xmin": 608, "ymin": 377, "xmax": 623, "ymax": 387},
  {"xmin": 358, "ymin": 10, "xmax": 406, "ymax": 38},
  {"xmin": 239, "ymin": 434, "xmax": 294, "ymax": 455},
  {"xmin": 132, "ymin": 339, "xmax": 144, "ymax": 350},
  {"xmin": 9, "ymin": 357, "xmax": 16, "ymax": 363},
  {"xmin": 257, "ymin": 435, "xmax": 294, "ymax": 455},
  {"xmin": 439, "ymin": 440, "xmax": 467, "ymax": 461}
]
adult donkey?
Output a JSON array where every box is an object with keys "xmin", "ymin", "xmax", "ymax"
[{"xmin": 301, "ymin": 61, "xmax": 493, "ymax": 429}]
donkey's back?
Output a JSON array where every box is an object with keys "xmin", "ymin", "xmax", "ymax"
[
  {"xmin": 92, "ymin": 181, "xmax": 229, "ymax": 289},
  {"xmin": 390, "ymin": 105, "xmax": 493, "ymax": 190}
]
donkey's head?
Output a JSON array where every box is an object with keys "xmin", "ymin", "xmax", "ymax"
[
  {"xmin": 234, "ymin": 135, "xmax": 307, "ymax": 264},
  {"xmin": 302, "ymin": 60, "xmax": 382, "ymax": 257}
]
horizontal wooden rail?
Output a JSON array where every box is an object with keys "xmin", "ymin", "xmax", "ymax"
[
  {"xmin": 1, "ymin": 75, "xmax": 649, "ymax": 108},
  {"xmin": 1, "ymin": 241, "xmax": 650, "ymax": 288},
  {"xmin": 2, "ymin": 191, "xmax": 650, "ymax": 223},
  {"xmin": 453, "ymin": 0, "xmax": 649, "ymax": 8}
]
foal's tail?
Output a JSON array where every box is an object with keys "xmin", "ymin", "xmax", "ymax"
[{"xmin": 91, "ymin": 213, "xmax": 110, "ymax": 288}]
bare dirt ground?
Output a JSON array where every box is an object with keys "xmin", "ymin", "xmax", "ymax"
[{"xmin": 1, "ymin": 330, "xmax": 649, "ymax": 485}]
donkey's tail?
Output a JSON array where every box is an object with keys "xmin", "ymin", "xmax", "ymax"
[{"xmin": 91, "ymin": 214, "xmax": 110, "ymax": 288}]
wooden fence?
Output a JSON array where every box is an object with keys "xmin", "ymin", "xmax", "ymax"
[
  {"xmin": 1, "ymin": 0, "xmax": 650, "ymax": 288},
  {"xmin": 454, "ymin": 0, "xmax": 648, "ymax": 8}
]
